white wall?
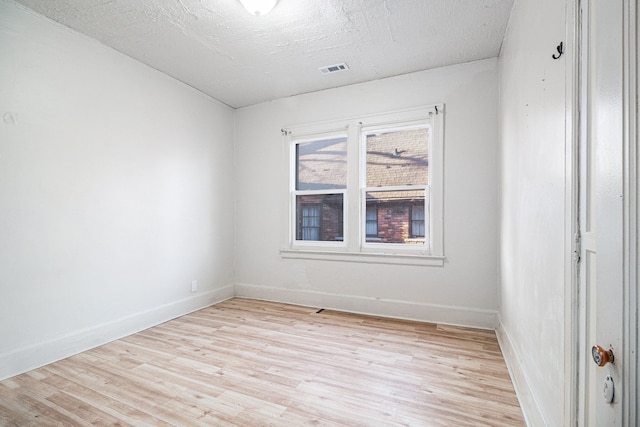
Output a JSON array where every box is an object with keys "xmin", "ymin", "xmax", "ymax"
[
  {"xmin": 0, "ymin": 1, "xmax": 235, "ymax": 380},
  {"xmin": 234, "ymin": 59, "xmax": 500, "ymax": 328},
  {"xmin": 497, "ymin": 0, "xmax": 567, "ymax": 425}
]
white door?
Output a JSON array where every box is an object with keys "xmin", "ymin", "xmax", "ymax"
[{"xmin": 577, "ymin": 0, "xmax": 637, "ymax": 425}]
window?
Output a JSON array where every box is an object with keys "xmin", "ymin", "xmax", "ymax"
[
  {"xmin": 293, "ymin": 136, "xmax": 346, "ymax": 243},
  {"xmin": 364, "ymin": 126, "xmax": 428, "ymax": 245},
  {"xmin": 282, "ymin": 105, "xmax": 444, "ymax": 266},
  {"xmin": 411, "ymin": 204, "xmax": 425, "ymax": 238},
  {"xmin": 300, "ymin": 204, "xmax": 321, "ymax": 240},
  {"xmin": 365, "ymin": 205, "xmax": 378, "ymax": 238}
]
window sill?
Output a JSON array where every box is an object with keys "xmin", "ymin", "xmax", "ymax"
[{"xmin": 280, "ymin": 248, "xmax": 445, "ymax": 266}]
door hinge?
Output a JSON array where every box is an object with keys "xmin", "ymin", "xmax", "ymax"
[{"xmin": 574, "ymin": 231, "xmax": 581, "ymax": 264}]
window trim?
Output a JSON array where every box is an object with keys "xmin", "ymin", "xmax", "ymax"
[{"xmin": 281, "ymin": 105, "xmax": 445, "ymax": 266}]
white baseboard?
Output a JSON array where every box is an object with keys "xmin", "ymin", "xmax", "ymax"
[
  {"xmin": 495, "ymin": 319, "xmax": 546, "ymax": 427},
  {"xmin": 0, "ymin": 285, "xmax": 234, "ymax": 381},
  {"xmin": 234, "ymin": 282, "xmax": 497, "ymax": 329}
]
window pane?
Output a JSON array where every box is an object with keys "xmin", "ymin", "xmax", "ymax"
[
  {"xmin": 296, "ymin": 137, "xmax": 347, "ymax": 190},
  {"xmin": 296, "ymin": 194, "xmax": 343, "ymax": 241},
  {"xmin": 301, "ymin": 205, "xmax": 320, "ymax": 240},
  {"xmin": 366, "ymin": 127, "xmax": 428, "ymax": 187},
  {"xmin": 365, "ymin": 205, "xmax": 378, "ymax": 237},
  {"xmin": 411, "ymin": 205, "xmax": 425, "ymax": 237},
  {"xmin": 365, "ymin": 190, "xmax": 425, "ymax": 244}
]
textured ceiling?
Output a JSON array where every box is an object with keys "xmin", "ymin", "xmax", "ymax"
[{"xmin": 13, "ymin": 0, "xmax": 514, "ymax": 108}]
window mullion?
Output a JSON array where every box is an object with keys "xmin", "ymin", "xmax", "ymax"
[{"xmin": 346, "ymin": 121, "xmax": 361, "ymax": 252}]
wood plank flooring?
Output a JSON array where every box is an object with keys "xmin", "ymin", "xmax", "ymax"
[{"xmin": 0, "ymin": 298, "xmax": 525, "ymax": 426}]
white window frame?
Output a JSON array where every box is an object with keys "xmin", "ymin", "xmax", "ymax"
[
  {"xmin": 288, "ymin": 128, "xmax": 349, "ymax": 250},
  {"xmin": 360, "ymin": 122, "xmax": 430, "ymax": 254},
  {"xmin": 280, "ymin": 105, "xmax": 444, "ymax": 266}
]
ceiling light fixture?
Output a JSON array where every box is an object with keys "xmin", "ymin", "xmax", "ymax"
[{"xmin": 238, "ymin": 0, "xmax": 278, "ymax": 16}]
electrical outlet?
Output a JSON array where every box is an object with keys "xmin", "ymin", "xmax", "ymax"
[{"xmin": 191, "ymin": 280, "xmax": 198, "ymax": 293}]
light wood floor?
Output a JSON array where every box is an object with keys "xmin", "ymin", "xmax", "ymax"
[{"xmin": 0, "ymin": 298, "xmax": 525, "ymax": 426}]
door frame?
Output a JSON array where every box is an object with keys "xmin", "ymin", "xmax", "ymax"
[{"xmin": 567, "ymin": 0, "xmax": 638, "ymax": 425}]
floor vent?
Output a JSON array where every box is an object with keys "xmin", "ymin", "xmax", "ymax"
[{"xmin": 319, "ymin": 63, "xmax": 349, "ymax": 74}]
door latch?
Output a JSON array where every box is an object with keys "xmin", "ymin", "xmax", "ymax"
[{"xmin": 603, "ymin": 375, "xmax": 615, "ymax": 403}]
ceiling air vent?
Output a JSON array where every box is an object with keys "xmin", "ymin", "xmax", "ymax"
[{"xmin": 319, "ymin": 63, "xmax": 349, "ymax": 74}]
